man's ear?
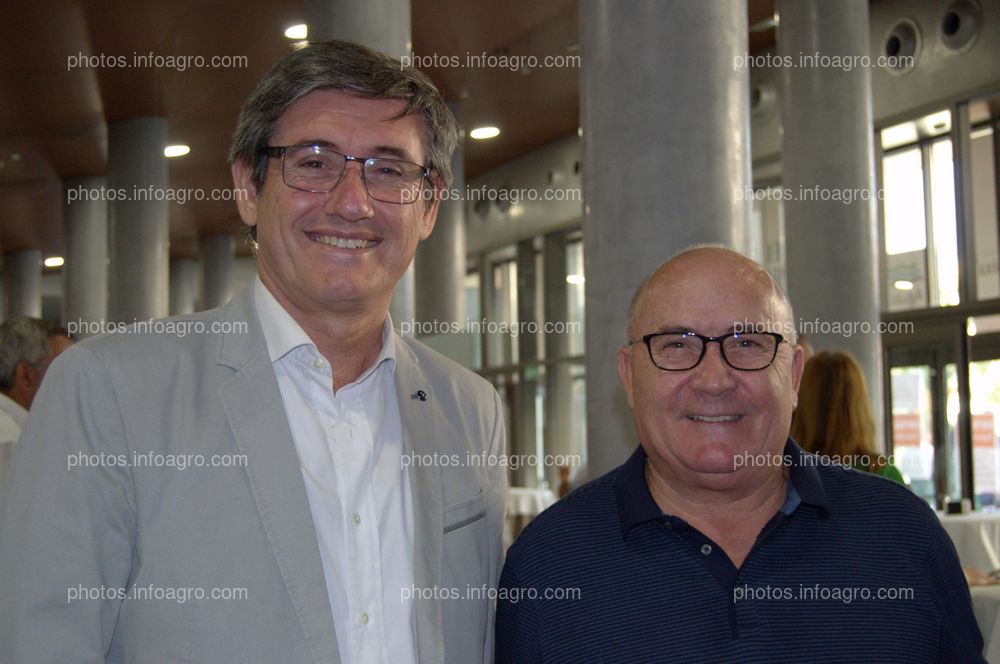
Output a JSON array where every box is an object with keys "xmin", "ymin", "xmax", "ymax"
[
  {"xmin": 231, "ymin": 160, "xmax": 260, "ymax": 230},
  {"xmin": 417, "ymin": 171, "xmax": 443, "ymax": 241},
  {"xmin": 14, "ymin": 361, "xmax": 36, "ymax": 391},
  {"xmin": 790, "ymin": 344, "xmax": 805, "ymax": 408},
  {"xmin": 617, "ymin": 346, "xmax": 635, "ymax": 409}
]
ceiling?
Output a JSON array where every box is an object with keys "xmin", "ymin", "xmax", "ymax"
[{"xmin": 0, "ymin": 0, "xmax": 777, "ymax": 262}]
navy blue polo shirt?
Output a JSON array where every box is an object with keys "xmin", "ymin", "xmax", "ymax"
[{"xmin": 496, "ymin": 439, "xmax": 985, "ymax": 663}]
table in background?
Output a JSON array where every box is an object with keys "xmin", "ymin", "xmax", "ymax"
[
  {"xmin": 971, "ymin": 585, "xmax": 1000, "ymax": 663},
  {"xmin": 504, "ymin": 487, "xmax": 557, "ymax": 550},
  {"xmin": 939, "ymin": 512, "xmax": 1000, "ymax": 572}
]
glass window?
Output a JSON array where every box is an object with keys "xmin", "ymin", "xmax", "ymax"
[
  {"xmin": 891, "ymin": 365, "xmax": 934, "ymax": 504},
  {"xmin": 752, "ymin": 188, "xmax": 787, "ymax": 292},
  {"xmin": 970, "ymin": 97, "xmax": 999, "ymax": 300},
  {"xmin": 880, "ymin": 109, "xmax": 961, "ymax": 312},
  {"xmin": 487, "ymin": 260, "xmax": 518, "ymax": 367},
  {"xmin": 945, "ymin": 363, "xmax": 962, "ymax": 502},
  {"xmin": 968, "ymin": 356, "xmax": 1000, "ymax": 508},
  {"xmin": 883, "ymin": 148, "xmax": 928, "ymax": 311},
  {"xmin": 566, "ymin": 240, "xmax": 586, "ymax": 355},
  {"xmin": 929, "ymin": 140, "xmax": 959, "ymax": 306},
  {"xmin": 464, "ymin": 271, "xmax": 481, "ymax": 370}
]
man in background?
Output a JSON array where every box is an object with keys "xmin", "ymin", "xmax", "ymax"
[{"xmin": 0, "ymin": 317, "xmax": 72, "ymax": 489}]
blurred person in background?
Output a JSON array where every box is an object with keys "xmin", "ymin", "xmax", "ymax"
[
  {"xmin": 0, "ymin": 318, "xmax": 73, "ymax": 490},
  {"xmin": 791, "ymin": 349, "xmax": 907, "ymax": 485}
]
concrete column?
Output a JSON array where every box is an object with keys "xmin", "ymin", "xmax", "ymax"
[
  {"xmin": 63, "ymin": 176, "xmax": 108, "ymax": 329},
  {"xmin": 542, "ymin": 231, "xmax": 575, "ymax": 489},
  {"xmin": 307, "ymin": 0, "xmax": 413, "ymax": 326},
  {"xmin": 305, "ymin": 0, "xmax": 411, "ymax": 59},
  {"xmin": 580, "ymin": 0, "xmax": 751, "ymax": 476},
  {"xmin": 415, "ymin": 101, "xmax": 464, "ymax": 332},
  {"xmin": 3, "ymin": 250, "xmax": 42, "ymax": 319},
  {"xmin": 170, "ymin": 258, "xmax": 198, "ymax": 315},
  {"xmin": 108, "ymin": 117, "xmax": 169, "ymax": 322},
  {"xmin": 200, "ymin": 235, "xmax": 235, "ymax": 310},
  {"xmin": 516, "ymin": 239, "xmax": 538, "ymax": 487},
  {"xmin": 777, "ymin": 0, "xmax": 883, "ymax": 443}
]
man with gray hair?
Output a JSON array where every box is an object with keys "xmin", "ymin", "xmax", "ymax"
[
  {"xmin": 0, "ymin": 317, "xmax": 72, "ymax": 490},
  {"xmin": 1, "ymin": 40, "xmax": 505, "ymax": 663}
]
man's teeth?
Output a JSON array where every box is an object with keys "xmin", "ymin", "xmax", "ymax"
[
  {"xmin": 688, "ymin": 415, "xmax": 741, "ymax": 423},
  {"xmin": 312, "ymin": 234, "xmax": 377, "ymax": 249}
]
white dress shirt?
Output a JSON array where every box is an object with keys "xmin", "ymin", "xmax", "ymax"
[
  {"xmin": 0, "ymin": 392, "xmax": 28, "ymax": 493},
  {"xmin": 253, "ymin": 277, "xmax": 416, "ymax": 664}
]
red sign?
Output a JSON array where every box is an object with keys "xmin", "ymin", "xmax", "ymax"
[
  {"xmin": 973, "ymin": 413, "xmax": 995, "ymax": 449},
  {"xmin": 893, "ymin": 413, "xmax": 921, "ymax": 447}
]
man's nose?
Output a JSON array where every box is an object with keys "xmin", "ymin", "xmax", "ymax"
[
  {"xmin": 689, "ymin": 342, "xmax": 738, "ymax": 395},
  {"xmin": 323, "ymin": 163, "xmax": 374, "ymax": 221}
]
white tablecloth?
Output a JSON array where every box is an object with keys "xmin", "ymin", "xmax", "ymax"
[
  {"xmin": 504, "ymin": 487, "xmax": 557, "ymax": 549},
  {"xmin": 971, "ymin": 586, "xmax": 1000, "ymax": 663},
  {"xmin": 940, "ymin": 512, "xmax": 1000, "ymax": 572}
]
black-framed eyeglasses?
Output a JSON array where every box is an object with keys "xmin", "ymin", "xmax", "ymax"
[
  {"xmin": 629, "ymin": 331, "xmax": 787, "ymax": 372},
  {"xmin": 262, "ymin": 144, "xmax": 431, "ymax": 205}
]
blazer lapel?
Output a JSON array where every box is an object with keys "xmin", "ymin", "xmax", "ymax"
[
  {"xmin": 216, "ymin": 286, "xmax": 341, "ymax": 664},
  {"xmin": 394, "ymin": 336, "xmax": 445, "ymax": 663}
]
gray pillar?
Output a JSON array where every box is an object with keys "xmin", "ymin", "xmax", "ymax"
[
  {"xmin": 3, "ymin": 250, "xmax": 42, "ymax": 319},
  {"xmin": 415, "ymin": 102, "xmax": 464, "ymax": 331},
  {"xmin": 543, "ymin": 231, "xmax": 575, "ymax": 489},
  {"xmin": 581, "ymin": 0, "xmax": 751, "ymax": 476},
  {"xmin": 305, "ymin": 0, "xmax": 411, "ymax": 59},
  {"xmin": 63, "ymin": 176, "xmax": 108, "ymax": 329},
  {"xmin": 200, "ymin": 235, "xmax": 235, "ymax": 310},
  {"xmin": 307, "ymin": 0, "xmax": 413, "ymax": 326},
  {"xmin": 108, "ymin": 117, "xmax": 169, "ymax": 322},
  {"xmin": 777, "ymin": 0, "xmax": 883, "ymax": 444},
  {"xmin": 516, "ymin": 239, "xmax": 538, "ymax": 487},
  {"xmin": 170, "ymin": 258, "xmax": 198, "ymax": 316}
]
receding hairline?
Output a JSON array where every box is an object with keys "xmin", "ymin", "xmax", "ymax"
[{"xmin": 625, "ymin": 246, "xmax": 796, "ymax": 343}]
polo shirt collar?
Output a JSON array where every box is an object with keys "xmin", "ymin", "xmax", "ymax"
[{"xmin": 614, "ymin": 437, "xmax": 828, "ymax": 540}]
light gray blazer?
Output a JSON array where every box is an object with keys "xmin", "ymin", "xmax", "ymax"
[{"xmin": 0, "ymin": 283, "xmax": 506, "ymax": 663}]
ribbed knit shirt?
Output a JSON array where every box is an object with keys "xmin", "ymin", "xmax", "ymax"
[{"xmin": 496, "ymin": 439, "xmax": 985, "ymax": 663}]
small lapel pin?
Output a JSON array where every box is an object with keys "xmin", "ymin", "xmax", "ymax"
[{"xmin": 411, "ymin": 390, "xmax": 427, "ymax": 401}]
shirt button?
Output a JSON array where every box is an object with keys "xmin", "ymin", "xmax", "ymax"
[
  {"xmin": 701, "ymin": 544, "xmax": 712, "ymax": 555},
  {"xmin": 360, "ymin": 612, "xmax": 369, "ymax": 625},
  {"xmin": 353, "ymin": 513, "xmax": 361, "ymax": 526},
  {"xmin": 314, "ymin": 357, "xmax": 326, "ymax": 370}
]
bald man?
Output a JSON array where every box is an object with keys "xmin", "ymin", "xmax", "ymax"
[{"xmin": 495, "ymin": 247, "xmax": 983, "ymax": 662}]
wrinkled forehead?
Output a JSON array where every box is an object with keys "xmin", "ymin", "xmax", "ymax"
[{"xmin": 634, "ymin": 256, "xmax": 792, "ymax": 336}]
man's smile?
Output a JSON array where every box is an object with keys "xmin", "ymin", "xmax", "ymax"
[
  {"xmin": 305, "ymin": 231, "xmax": 380, "ymax": 249},
  {"xmin": 686, "ymin": 414, "xmax": 742, "ymax": 423}
]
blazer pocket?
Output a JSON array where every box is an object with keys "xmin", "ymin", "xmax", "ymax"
[{"xmin": 443, "ymin": 490, "xmax": 486, "ymax": 533}]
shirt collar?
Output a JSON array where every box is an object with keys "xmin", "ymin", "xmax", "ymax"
[
  {"xmin": 614, "ymin": 437, "xmax": 828, "ymax": 540},
  {"xmin": 252, "ymin": 275, "xmax": 396, "ymax": 371},
  {"xmin": 0, "ymin": 392, "xmax": 28, "ymax": 427}
]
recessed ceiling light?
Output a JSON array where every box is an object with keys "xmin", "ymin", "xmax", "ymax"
[
  {"xmin": 44, "ymin": 256, "xmax": 65, "ymax": 268},
  {"xmin": 894, "ymin": 280, "xmax": 915, "ymax": 291},
  {"xmin": 285, "ymin": 24, "xmax": 308, "ymax": 40},
  {"xmin": 164, "ymin": 145, "xmax": 190, "ymax": 158},
  {"xmin": 470, "ymin": 126, "xmax": 500, "ymax": 140}
]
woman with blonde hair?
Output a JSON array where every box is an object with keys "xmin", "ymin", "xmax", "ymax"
[{"xmin": 791, "ymin": 350, "xmax": 907, "ymax": 485}]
